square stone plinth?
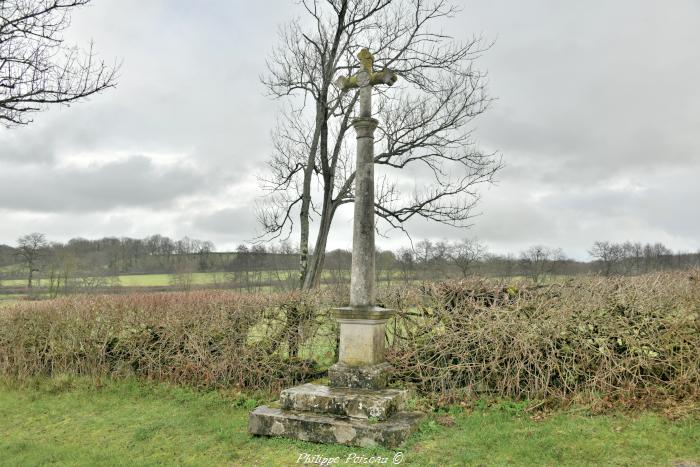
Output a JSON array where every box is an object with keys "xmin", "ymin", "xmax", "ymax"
[
  {"xmin": 337, "ymin": 319, "xmax": 387, "ymax": 365},
  {"xmin": 329, "ymin": 361, "xmax": 391, "ymax": 390},
  {"xmin": 249, "ymin": 406, "xmax": 424, "ymax": 448},
  {"xmin": 280, "ymin": 383, "xmax": 410, "ymax": 420}
]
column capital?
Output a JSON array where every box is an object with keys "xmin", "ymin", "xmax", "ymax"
[{"xmin": 352, "ymin": 117, "xmax": 378, "ymax": 138}]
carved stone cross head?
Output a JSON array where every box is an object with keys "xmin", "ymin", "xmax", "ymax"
[{"xmin": 335, "ymin": 48, "xmax": 398, "ymax": 91}]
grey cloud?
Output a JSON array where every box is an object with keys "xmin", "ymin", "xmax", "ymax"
[
  {"xmin": 0, "ymin": 156, "xmax": 206, "ymax": 212},
  {"xmin": 460, "ymin": 0, "xmax": 700, "ymax": 186},
  {"xmin": 193, "ymin": 207, "xmax": 259, "ymax": 237},
  {"xmin": 1, "ymin": 0, "xmax": 699, "ymax": 258}
]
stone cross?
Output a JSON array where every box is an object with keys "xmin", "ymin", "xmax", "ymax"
[
  {"xmin": 330, "ymin": 49, "xmax": 398, "ymax": 389},
  {"xmin": 248, "ymin": 52, "xmax": 423, "ymax": 448},
  {"xmin": 336, "ymin": 48, "xmax": 397, "ymax": 308}
]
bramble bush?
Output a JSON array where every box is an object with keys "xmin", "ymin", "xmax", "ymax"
[
  {"xmin": 0, "ymin": 291, "xmax": 333, "ymax": 393},
  {"xmin": 385, "ymin": 273, "xmax": 700, "ymax": 407},
  {"xmin": 0, "ymin": 272, "xmax": 698, "ymax": 409}
]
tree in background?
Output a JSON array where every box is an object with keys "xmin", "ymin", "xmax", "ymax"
[
  {"xmin": 447, "ymin": 238, "xmax": 487, "ymax": 277},
  {"xmin": 258, "ymin": 0, "xmax": 502, "ymax": 289},
  {"xmin": 589, "ymin": 240, "xmax": 674, "ymax": 276},
  {"xmin": 0, "ymin": 0, "xmax": 117, "ymax": 126},
  {"xmin": 376, "ymin": 249, "xmax": 396, "ymax": 286},
  {"xmin": 519, "ymin": 245, "xmax": 565, "ymax": 284},
  {"xmin": 396, "ymin": 247, "xmax": 415, "ymax": 283},
  {"xmin": 589, "ymin": 241, "xmax": 623, "ymax": 276},
  {"xmin": 16, "ymin": 232, "xmax": 48, "ymax": 288},
  {"xmin": 45, "ymin": 243, "xmax": 78, "ymax": 297}
]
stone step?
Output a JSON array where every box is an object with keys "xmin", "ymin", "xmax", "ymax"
[
  {"xmin": 249, "ymin": 405, "xmax": 424, "ymax": 448},
  {"xmin": 280, "ymin": 383, "xmax": 410, "ymax": 420}
]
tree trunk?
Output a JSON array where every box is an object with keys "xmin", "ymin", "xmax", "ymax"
[
  {"xmin": 302, "ymin": 198, "xmax": 337, "ymax": 290},
  {"xmin": 298, "ymin": 105, "xmax": 323, "ymax": 288},
  {"xmin": 302, "ymin": 85, "xmax": 333, "ymax": 290}
]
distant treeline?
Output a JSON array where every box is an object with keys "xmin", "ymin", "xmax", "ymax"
[
  {"xmin": 0, "ymin": 234, "xmax": 299, "ymax": 277},
  {"xmin": 1, "ymin": 234, "xmax": 699, "ymax": 293}
]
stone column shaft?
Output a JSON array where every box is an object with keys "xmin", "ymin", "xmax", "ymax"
[
  {"xmin": 349, "ymin": 114, "xmax": 377, "ymax": 307},
  {"xmin": 359, "ymin": 85, "xmax": 372, "ymax": 118}
]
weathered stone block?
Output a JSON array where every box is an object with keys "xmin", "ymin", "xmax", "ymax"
[
  {"xmin": 280, "ymin": 383, "xmax": 410, "ymax": 420},
  {"xmin": 328, "ymin": 361, "xmax": 392, "ymax": 390},
  {"xmin": 249, "ymin": 406, "xmax": 423, "ymax": 448},
  {"xmin": 337, "ymin": 319, "xmax": 386, "ymax": 365},
  {"xmin": 333, "ymin": 307, "xmax": 394, "ymax": 366}
]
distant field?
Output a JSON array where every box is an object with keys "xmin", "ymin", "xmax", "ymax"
[
  {"xmin": 0, "ymin": 269, "xmax": 546, "ymax": 294},
  {"xmin": 1, "ymin": 271, "xmax": 280, "ymax": 288},
  {"xmin": 1, "ymin": 278, "xmax": 33, "ymax": 287},
  {"xmin": 117, "ymin": 272, "xmax": 229, "ymax": 287},
  {"xmin": 1, "ymin": 269, "xmax": 354, "ymax": 289}
]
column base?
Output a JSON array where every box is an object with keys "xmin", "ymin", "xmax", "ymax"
[{"xmin": 329, "ymin": 361, "xmax": 392, "ymax": 390}]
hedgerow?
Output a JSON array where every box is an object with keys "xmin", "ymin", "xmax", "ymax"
[
  {"xmin": 1, "ymin": 272, "xmax": 698, "ymax": 409},
  {"xmin": 385, "ymin": 273, "xmax": 700, "ymax": 407}
]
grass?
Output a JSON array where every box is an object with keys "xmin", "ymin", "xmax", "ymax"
[{"xmin": 0, "ymin": 377, "xmax": 698, "ymax": 466}]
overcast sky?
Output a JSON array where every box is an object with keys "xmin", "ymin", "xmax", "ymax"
[{"xmin": 1, "ymin": 0, "xmax": 698, "ymax": 260}]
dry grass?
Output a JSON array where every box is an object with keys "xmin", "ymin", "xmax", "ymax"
[{"xmin": 0, "ymin": 271, "xmax": 698, "ymax": 410}]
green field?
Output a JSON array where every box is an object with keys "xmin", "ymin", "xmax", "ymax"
[
  {"xmin": 116, "ymin": 272, "xmax": 231, "ymax": 286},
  {"xmin": 0, "ymin": 377, "xmax": 698, "ymax": 466},
  {"xmin": 1, "ymin": 272, "xmax": 229, "ymax": 288},
  {"xmin": 1, "ymin": 269, "xmax": 360, "ymax": 289}
]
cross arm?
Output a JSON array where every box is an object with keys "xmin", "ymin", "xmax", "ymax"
[{"xmin": 335, "ymin": 68, "xmax": 398, "ymax": 91}]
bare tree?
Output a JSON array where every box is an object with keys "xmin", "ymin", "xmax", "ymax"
[
  {"xmin": 396, "ymin": 247, "xmax": 415, "ymax": 283},
  {"xmin": 376, "ymin": 249, "xmax": 396, "ymax": 286},
  {"xmin": 589, "ymin": 241, "xmax": 623, "ymax": 276},
  {"xmin": 16, "ymin": 232, "xmax": 48, "ymax": 288},
  {"xmin": 46, "ymin": 243, "xmax": 78, "ymax": 296},
  {"xmin": 258, "ymin": 0, "xmax": 502, "ymax": 289},
  {"xmin": 447, "ymin": 237, "xmax": 486, "ymax": 277},
  {"xmin": 170, "ymin": 261, "xmax": 196, "ymax": 292},
  {"xmin": 0, "ymin": 0, "xmax": 117, "ymax": 126},
  {"xmin": 644, "ymin": 242, "xmax": 672, "ymax": 271},
  {"xmin": 519, "ymin": 245, "xmax": 564, "ymax": 284}
]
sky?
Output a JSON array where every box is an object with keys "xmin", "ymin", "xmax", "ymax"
[{"xmin": 1, "ymin": 0, "xmax": 699, "ymax": 260}]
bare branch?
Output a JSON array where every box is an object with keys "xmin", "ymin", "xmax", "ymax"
[
  {"xmin": 257, "ymin": 0, "xmax": 502, "ymax": 288},
  {"xmin": 0, "ymin": 0, "xmax": 118, "ymax": 126}
]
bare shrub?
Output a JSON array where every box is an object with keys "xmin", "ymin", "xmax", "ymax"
[
  {"xmin": 0, "ymin": 290, "xmax": 334, "ymax": 392},
  {"xmin": 384, "ymin": 272, "xmax": 700, "ymax": 407},
  {"xmin": 0, "ymin": 271, "xmax": 698, "ymax": 410}
]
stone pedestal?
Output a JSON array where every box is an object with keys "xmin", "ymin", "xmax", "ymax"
[
  {"xmin": 328, "ymin": 305, "xmax": 394, "ymax": 390},
  {"xmin": 249, "ymin": 383, "xmax": 422, "ymax": 448},
  {"xmin": 249, "ymin": 306, "xmax": 423, "ymax": 448}
]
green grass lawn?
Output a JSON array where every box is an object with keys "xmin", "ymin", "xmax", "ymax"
[{"xmin": 0, "ymin": 377, "xmax": 697, "ymax": 466}]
